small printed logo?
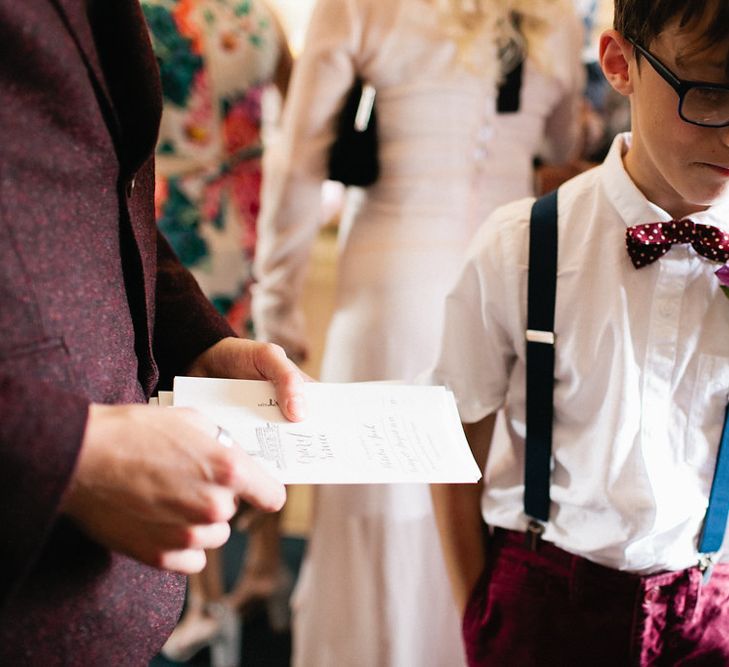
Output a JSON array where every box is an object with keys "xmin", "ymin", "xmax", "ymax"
[{"xmin": 257, "ymin": 398, "xmax": 279, "ymax": 407}]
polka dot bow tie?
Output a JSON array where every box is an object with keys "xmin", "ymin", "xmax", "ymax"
[{"xmin": 625, "ymin": 219, "xmax": 729, "ymax": 269}]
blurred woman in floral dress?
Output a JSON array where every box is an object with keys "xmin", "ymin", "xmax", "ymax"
[
  {"xmin": 141, "ymin": 0, "xmax": 292, "ymax": 662},
  {"xmin": 144, "ymin": 0, "xmax": 291, "ymax": 334}
]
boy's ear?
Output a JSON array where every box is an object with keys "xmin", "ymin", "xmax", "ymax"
[{"xmin": 599, "ymin": 29, "xmax": 634, "ymax": 97}]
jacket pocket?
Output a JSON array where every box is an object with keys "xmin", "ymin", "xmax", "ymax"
[{"xmin": 0, "ymin": 337, "xmax": 74, "ymax": 386}]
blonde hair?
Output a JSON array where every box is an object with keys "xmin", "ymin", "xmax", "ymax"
[{"xmin": 434, "ymin": 0, "xmax": 575, "ymax": 79}]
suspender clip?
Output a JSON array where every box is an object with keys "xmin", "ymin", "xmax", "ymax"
[
  {"xmin": 698, "ymin": 553, "xmax": 715, "ymax": 585},
  {"xmin": 526, "ymin": 329, "xmax": 555, "ymax": 345},
  {"xmin": 525, "ymin": 519, "xmax": 545, "ymax": 552}
]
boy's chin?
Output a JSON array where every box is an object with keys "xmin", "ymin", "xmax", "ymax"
[
  {"xmin": 699, "ymin": 183, "xmax": 729, "ymax": 207},
  {"xmin": 678, "ymin": 177, "xmax": 729, "ymax": 211}
]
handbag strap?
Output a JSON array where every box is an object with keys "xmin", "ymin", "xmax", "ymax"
[
  {"xmin": 496, "ymin": 60, "xmax": 523, "ymax": 113},
  {"xmin": 524, "ymin": 189, "xmax": 558, "ymax": 538}
]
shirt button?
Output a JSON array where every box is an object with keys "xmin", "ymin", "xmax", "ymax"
[
  {"xmin": 473, "ymin": 147, "xmax": 487, "ymax": 161},
  {"xmin": 478, "ymin": 126, "xmax": 493, "ymax": 142},
  {"xmin": 658, "ymin": 302, "xmax": 675, "ymax": 318},
  {"xmin": 125, "ymin": 175, "xmax": 136, "ymax": 198}
]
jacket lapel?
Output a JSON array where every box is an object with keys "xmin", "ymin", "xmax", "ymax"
[
  {"xmin": 47, "ymin": 0, "xmax": 124, "ymax": 147},
  {"xmin": 47, "ymin": 0, "xmax": 163, "ymax": 390},
  {"xmin": 82, "ymin": 0, "xmax": 162, "ymax": 175}
]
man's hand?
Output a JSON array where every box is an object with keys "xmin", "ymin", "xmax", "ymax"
[
  {"xmin": 187, "ymin": 337, "xmax": 308, "ymax": 421},
  {"xmin": 62, "ymin": 404, "xmax": 287, "ymax": 574},
  {"xmin": 61, "ymin": 337, "xmax": 309, "ymax": 574}
]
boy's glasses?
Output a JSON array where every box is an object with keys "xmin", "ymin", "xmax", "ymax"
[{"xmin": 629, "ymin": 39, "xmax": 729, "ymax": 128}]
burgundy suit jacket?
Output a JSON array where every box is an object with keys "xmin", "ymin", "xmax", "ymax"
[{"xmin": 0, "ymin": 0, "xmax": 234, "ymax": 663}]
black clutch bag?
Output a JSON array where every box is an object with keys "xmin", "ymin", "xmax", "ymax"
[{"xmin": 327, "ymin": 78, "xmax": 379, "ymax": 187}]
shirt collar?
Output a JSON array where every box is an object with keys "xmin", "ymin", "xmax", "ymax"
[{"xmin": 600, "ymin": 132, "xmax": 729, "ymax": 232}]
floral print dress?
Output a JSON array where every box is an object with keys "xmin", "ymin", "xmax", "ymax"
[{"xmin": 142, "ymin": 0, "xmax": 284, "ymax": 335}]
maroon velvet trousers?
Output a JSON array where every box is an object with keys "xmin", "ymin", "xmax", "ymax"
[{"xmin": 463, "ymin": 528, "xmax": 729, "ymax": 666}]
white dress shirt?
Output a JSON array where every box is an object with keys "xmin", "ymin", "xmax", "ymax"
[{"xmin": 430, "ymin": 133, "xmax": 729, "ymax": 574}]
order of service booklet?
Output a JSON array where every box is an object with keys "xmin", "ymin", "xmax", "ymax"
[{"xmin": 169, "ymin": 376, "xmax": 482, "ymax": 485}]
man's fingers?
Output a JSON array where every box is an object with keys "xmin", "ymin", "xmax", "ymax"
[
  {"xmin": 156, "ymin": 548, "xmax": 208, "ymax": 574},
  {"xmin": 131, "ymin": 521, "xmax": 231, "ymax": 573},
  {"xmin": 197, "ymin": 436, "xmax": 286, "ymax": 512},
  {"xmin": 151, "ymin": 521, "xmax": 232, "ymax": 551},
  {"xmin": 230, "ymin": 451, "xmax": 286, "ymax": 512},
  {"xmin": 70, "ymin": 402, "xmax": 287, "ymax": 577},
  {"xmin": 253, "ymin": 342, "xmax": 307, "ymax": 421},
  {"xmin": 70, "ymin": 502, "xmax": 219, "ymax": 575},
  {"xmin": 173, "ymin": 407, "xmax": 222, "ymax": 442},
  {"xmin": 187, "ymin": 338, "xmax": 309, "ymax": 421},
  {"xmin": 190, "ymin": 521, "xmax": 232, "ymax": 549}
]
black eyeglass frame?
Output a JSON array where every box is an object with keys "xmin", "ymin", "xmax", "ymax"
[{"xmin": 628, "ymin": 38, "xmax": 729, "ymax": 128}]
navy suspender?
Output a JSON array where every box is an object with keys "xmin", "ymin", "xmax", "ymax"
[
  {"xmin": 524, "ymin": 190, "xmax": 558, "ymax": 542},
  {"xmin": 524, "ymin": 188, "xmax": 729, "ymax": 566}
]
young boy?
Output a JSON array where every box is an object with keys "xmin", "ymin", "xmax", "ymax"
[{"xmin": 429, "ymin": 1, "xmax": 729, "ymax": 664}]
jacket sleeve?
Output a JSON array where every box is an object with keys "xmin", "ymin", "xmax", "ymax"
[
  {"xmin": 152, "ymin": 230, "xmax": 235, "ymax": 390},
  {"xmin": 0, "ymin": 371, "xmax": 89, "ymax": 608},
  {"xmin": 0, "ymin": 231, "xmax": 232, "ymax": 609}
]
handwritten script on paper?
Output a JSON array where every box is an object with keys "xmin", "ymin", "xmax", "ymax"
[{"xmin": 172, "ymin": 377, "xmax": 481, "ymax": 485}]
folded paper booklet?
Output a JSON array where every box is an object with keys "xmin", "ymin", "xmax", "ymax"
[{"xmin": 172, "ymin": 376, "xmax": 482, "ymax": 485}]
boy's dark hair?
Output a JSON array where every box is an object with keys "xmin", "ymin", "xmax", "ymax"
[{"xmin": 614, "ymin": 0, "xmax": 729, "ymax": 66}]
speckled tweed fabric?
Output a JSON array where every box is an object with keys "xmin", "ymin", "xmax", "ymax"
[{"xmin": 0, "ymin": 0, "xmax": 233, "ymax": 663}]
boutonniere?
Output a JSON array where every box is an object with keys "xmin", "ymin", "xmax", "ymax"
[{"xmin": 715, "ymin": 264, "xmax": 729, "ymax": 299}]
